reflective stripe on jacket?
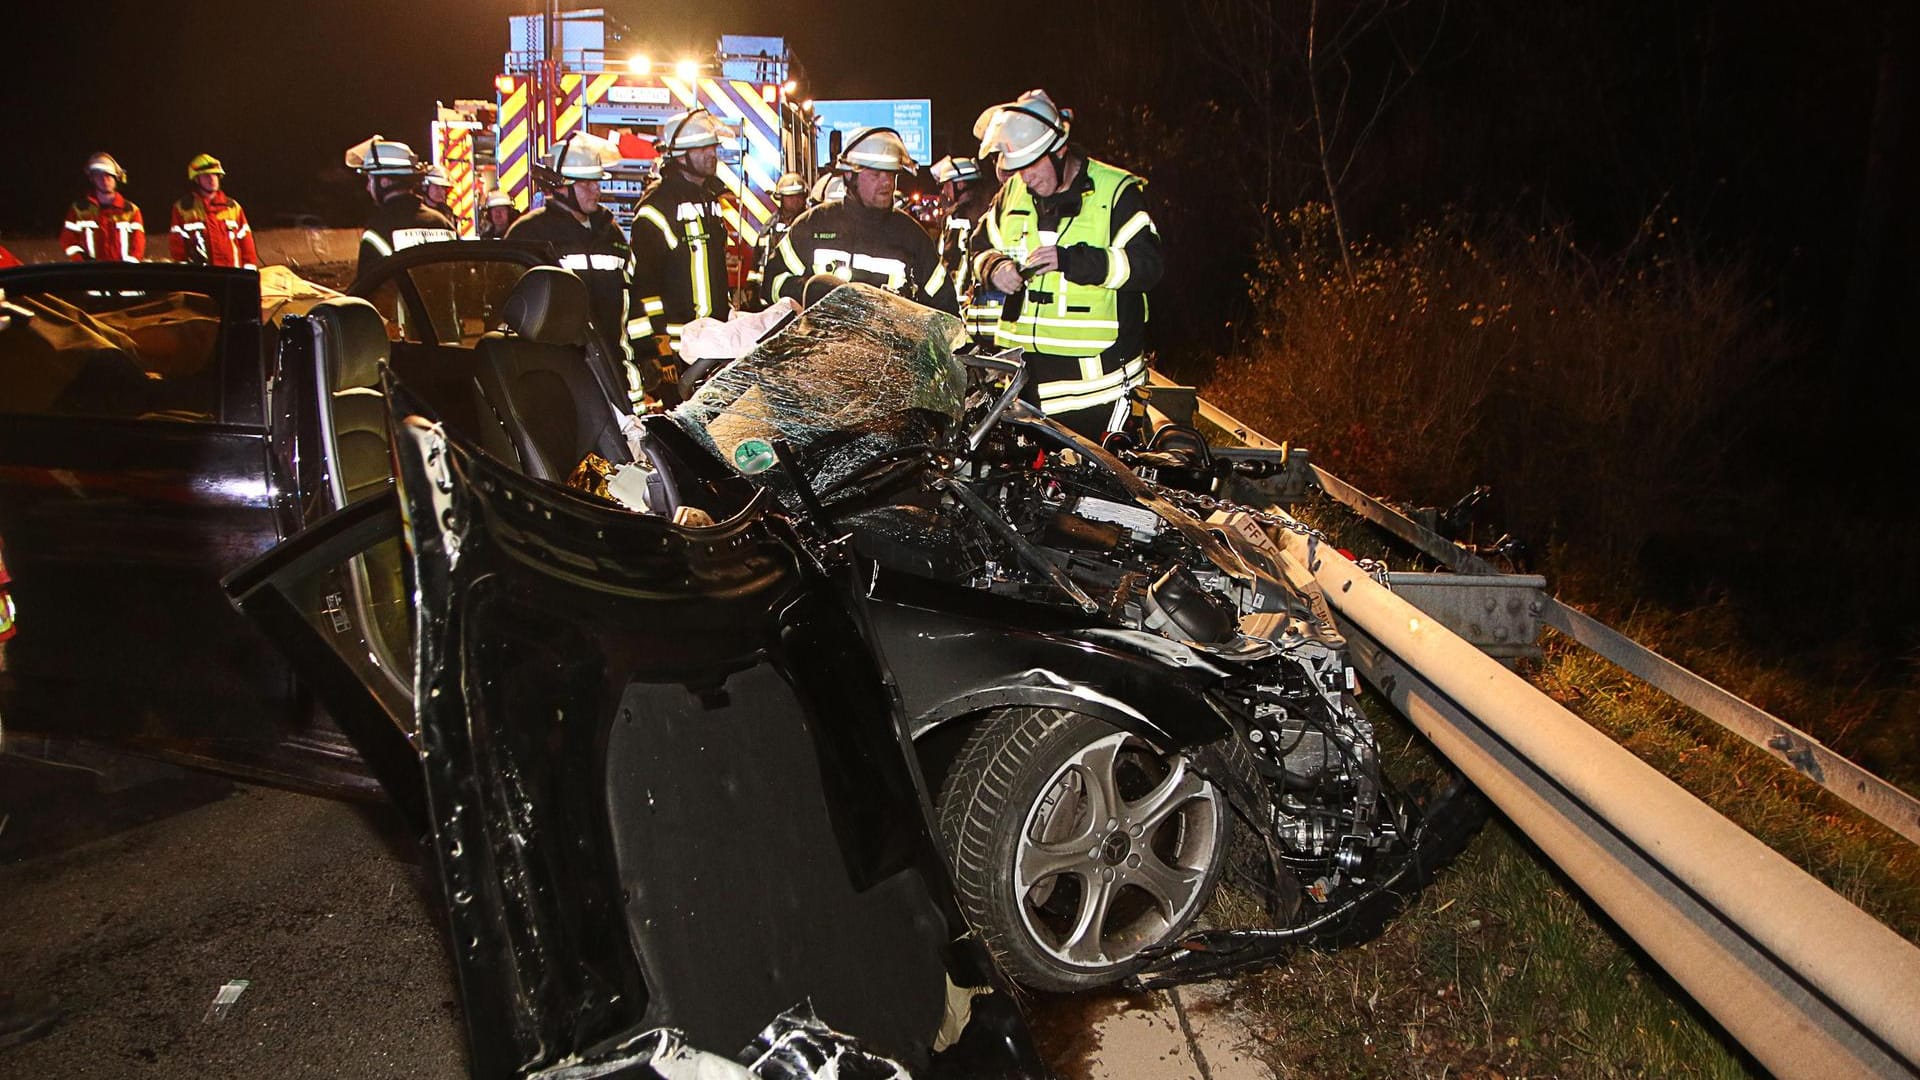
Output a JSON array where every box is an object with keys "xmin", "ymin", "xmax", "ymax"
[
  {"xmin": 170, "ymin": 192, "xmax": 258, "ymax": 268},
  {"xmin": 628, "ymin": 170, "xmax": 728, "ymax": 348},
  {"xmin": 64, "ymin": 194, "xmax": 146, "ymax": 262}
]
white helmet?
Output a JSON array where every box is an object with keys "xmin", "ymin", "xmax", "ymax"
[
  {"xmin": 929, "ymin": 156, "xmax": 982, "ymax": 185},
  {"xmin": 423, "ymin": 164, "xmax": 453, "ymax": 189},
  {"xmin": 773, "ymin": 171, "xmax": 806, "ymax": 196},
  {"xmin": 809, "ymin": 172, "xmax": 846, "ymax": 204},
  {"xmin": 344, "ymin": 136, "xmax": 426, "ymax": 176},
  {"xmin": 658, "ymin": 108, "xmax": 735, "ymax": 156},
  {"xmin": 974, "ymin": 89, "xmax": 1070, "ymax": 170},
  {"xmin": 86, "ymin": 152, "xmax": 128, "ymax": 183},
  {"xmin": 540, "ymin": 131, "xmax": 621, "ymax": 183},
  {"xmin": 485, "ymin": 189, "xmax": 515, "ymax": 210},
  {"xmin": 836, "ymin": 127, "xmax": 916, "ymax": 173}
]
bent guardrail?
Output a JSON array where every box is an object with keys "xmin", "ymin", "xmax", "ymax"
[{"xmin": 1151, "ymin": 374, "xmax": 1920, "ymax": 1077}]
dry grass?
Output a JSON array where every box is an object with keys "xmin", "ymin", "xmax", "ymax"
[{"xmin": 1205, "ymin": 204, "xmax": 1792, "ymax": 568}]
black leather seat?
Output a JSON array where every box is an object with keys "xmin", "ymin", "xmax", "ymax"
[
  {"xmin": 308, "ymin": 297, "xmax": 394, "ymax": 507},
  {"xmin": 307, "ymin": 296, "xmax": 412, "ymax": 663},
  {"xmin": 474, "ymin": 267, "xmax": 633, "ymax": 483}
]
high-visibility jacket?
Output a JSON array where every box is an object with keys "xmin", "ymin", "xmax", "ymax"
[
  {"xmin": 628, "ymin": 170, "xmax": 729, "ymax": 355},
  {"xmin": 970, "ymin": 157, "xmax": 1162, "ymax": 428},
  {"xmin": 771, "ymin": 199, "xmax": 955, "ymax": 313},
  {"xmin": 357, "ymin": 192, "xmax": 456, "ymax": 279},
  {"xmin": 63, "ymin": 193, "xmax": 146, "ymax": 262},
  {"xmin": 169, "ymin": 191, "xmax": 258, "ymax": 268}
]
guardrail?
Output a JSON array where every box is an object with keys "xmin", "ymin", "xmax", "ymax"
[
  {"xmin": 3, "ymin": 227, "xmax": 362, "ymax": 274},
  {"xmin": 1153, "ymin": 377, "xmax": 1920, "ymax": 1078}
]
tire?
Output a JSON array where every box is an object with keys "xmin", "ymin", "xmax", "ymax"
[{"xmin": 937, "ymin": 707, "xmax": 1233, "ymax": 992}]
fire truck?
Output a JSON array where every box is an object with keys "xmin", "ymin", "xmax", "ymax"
[{"xmin": 428, "ymin": 10, "xmax": 817, "ymax": 289}]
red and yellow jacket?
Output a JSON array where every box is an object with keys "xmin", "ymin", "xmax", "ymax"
[
  {"xmin": 170, "ymin": 191, "xmax": 258, "ymax": 268},
  {"xmin": 63, "ymin": 193, "xmax": 146, "ymax": 262}
]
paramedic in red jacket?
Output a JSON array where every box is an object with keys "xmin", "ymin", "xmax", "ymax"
[
  {"xmin": 169, "ymin": 154, "xmax": 258, "ymax": 269},
  {"xmin": 63, "ymin": 152, "xmax": 145, "ymax": 262}
]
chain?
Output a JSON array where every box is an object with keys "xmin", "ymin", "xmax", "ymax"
[{"xmin": 1146, "ymin": 480, "xmax": 1393, "ymax": 589}]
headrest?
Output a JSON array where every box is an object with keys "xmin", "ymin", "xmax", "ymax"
[
  {"xmin": 503, "ymin": 266, "xmax": 591, "ymax": 346},
  {"xmin": 311, "ymin": 297, "xmax": 390, "ymax": 392}
]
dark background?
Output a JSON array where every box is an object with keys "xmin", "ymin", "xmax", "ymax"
[{"xmin": 3, "ymin": 0, "xmax": 1914, "ymax": 495}]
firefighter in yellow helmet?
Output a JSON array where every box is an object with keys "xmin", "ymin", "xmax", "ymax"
[
  {"xmin": 769, "ymin": 127, "xmax": 952, "ymax": 312},
  {"xmin": 62, "ymin": 153, "xmax": 145, "ymax": 262},
  {"xmin": 170, "ymin": 154, "xmax": 257, "ymax": 269},
  {"xmin": 970, "ymin": 89, "xmax": 1163, "ymax": 439},
  {"xmin": 628, "ymin": 108, "xmax": 734, "ymax": 402}
]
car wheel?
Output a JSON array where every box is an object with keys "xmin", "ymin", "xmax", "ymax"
[{"xmin": 938, "ymin": 707, "xmax": 1232, "ymax": 992}]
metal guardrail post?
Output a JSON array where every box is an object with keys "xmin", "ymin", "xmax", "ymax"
[{"xmin": 1267, "ymin": 524, "xmax": 1920, "ymax": 1078}]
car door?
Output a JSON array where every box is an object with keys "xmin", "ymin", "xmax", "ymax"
[
  {"xmin": 224, "ymin": 387, "xmax": 1046, "ymax": 1077},
  {"xmin": 0, "ymin": 263, "xmax": 375, "ymax": 788}
]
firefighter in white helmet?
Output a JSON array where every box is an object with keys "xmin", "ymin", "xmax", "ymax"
[
  {"xmin": 769, "ymin": 127, "xmax": 952, "ymax": 312},
  {"xmin": 344, "ymin": 136, "xmax": 456, "ymax": 279},
  {"xmin": 628, "ymin": 108, "xmax": 734, "ymax": 402},
  {"xmin": 969, "ymin": 89, "xmax": 1162, "ymax": 439},
  {"xmin": 506, "ymin": 132, "xmax": 642, "ymax": 396},
  {"xmin": 421, "ymin": 164, "xmax": 458, "ymax": 224},
  {"xmin": 928, "ymin": 156, "xmax": 998, "ymax": 345},
  {"xmin": 479, "ymin": 190, "xmax": 519, "ymax": 240},
  {"xmin": 63, "ymin": 152, "xmax": 146, "ymax": 263},
  {"xmin": 749, "ymin": 171, "xmax": 809, "ymax": 307}
]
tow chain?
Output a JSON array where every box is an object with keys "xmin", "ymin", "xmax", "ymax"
[{"xmin": 1145, "ymin": 480, "xmax": 1394, "ymax": 590}]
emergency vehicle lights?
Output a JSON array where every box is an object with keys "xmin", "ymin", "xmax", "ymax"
[
  {"xmin": 783, "ymin": 80, "xmax": 798, "ymax": 95},
  {"xmin": 761, "ymin": 84, "xmax": 777, "ymax": 103},
  {"xmin": 675, "ymin": 59, "xmax": 701, "ymax": 81},
  {"xmin": 494, "ymin": 75, "xmax": 515, "ymax": 96},
  {"xmin": 627, "ymin": 53, "xmax": 652, "ymax": 75}
]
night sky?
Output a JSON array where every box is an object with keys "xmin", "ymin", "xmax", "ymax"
[{"xmin": 0, "ymin": 0, "xmax": 1015, "ymax": 236}]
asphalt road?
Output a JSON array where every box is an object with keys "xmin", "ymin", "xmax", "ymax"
[{"xmin": 0, "ymin": 756, "xmax": 466, "ymax": 1080}]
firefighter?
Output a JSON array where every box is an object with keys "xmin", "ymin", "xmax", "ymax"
[
  {"xmin": 168, "ymin": 154, "xmax": 258, "ymax": 269},
  {"xmin": 748, "ymin": 171, "xmax": 808, "ymax": 307},
  {"xmin": 928, "ymin": 156, "xmax": 1000, "ymax": 345},
  {"xmin": 629, "ymin": 108, "xmax": 732, "ymax": 392},
  {"xmin": 478, "ymin": 190, "xmax": 519, "ymax": 240},
  {"xmin": 63, "ymin": 153, "xmax": 145, "ymax": 263},
  {"xmin": 504, "ymin": 133, "xmax": 642, "ymax": 398},
  {"xmin": 769, "ymin": 127, "xmax": 952, "ymax": 312},
  {"xmin": 970, "ymin": 90, "xmax": 1162, "ymax": 440},
  {"xmin": 344, "ymin": 136, "xmax": 456, "ymax": 278},
  {"xmin": 422, "ymin": 165, "xmax": 457, "ymax": 226}
]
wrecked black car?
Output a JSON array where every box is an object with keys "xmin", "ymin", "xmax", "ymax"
[{"xmin": 2, "ymin": 253, "xmax": 1482, "ymax": 1074}]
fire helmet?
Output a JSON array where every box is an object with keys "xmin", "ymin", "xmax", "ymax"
[
  {"xmin": 534, "ymin": 131, "xmax": 621, "ymax": 187},
  {"xmin": 344, "ymin": 136, "xmax": 426, "ymax": 176},
  {"xmin": 773, "ymin": 171, "xmax": 807, "ymax": 196},
  {"xmin": 809, "ymin": 172, "xmax": 846, "ymax": 204},
  {"xmin": 423, "ymin": 164, "xmax": 453, "ymax": 190},
  {"xmin": 658, "ymin": 108, "xmax": 735, "ymax": 157},
  {"xmin": 86, "ymin": 152, "xmax": 128, "ymax": 183},
  {"xmin": 929, "ymin": 156, "xmax": 982, "ymax": 185},
  {"xmin": 975, "ymin": 89, "xmax": 1071, "ymax": 170},
  {"xmin": 186, "ymin": 153, "xmax": 225, "ymax": 180},
  {"xmin": 836, "ymin": 127, "xmax": 916, "ymax": 173},
  {"xmin": 485, "ymin": 189, "xmax": 516, "ymax": 210}
]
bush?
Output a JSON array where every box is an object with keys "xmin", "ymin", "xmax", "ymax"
[{"xmin": 1205, "ymin": 204, "xmax": 1793, "ymax": 568}]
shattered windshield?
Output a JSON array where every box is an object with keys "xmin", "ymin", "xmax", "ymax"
[{"xmin": 671, "ymin": 284, "xmax": 967, "ymax": 480}]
